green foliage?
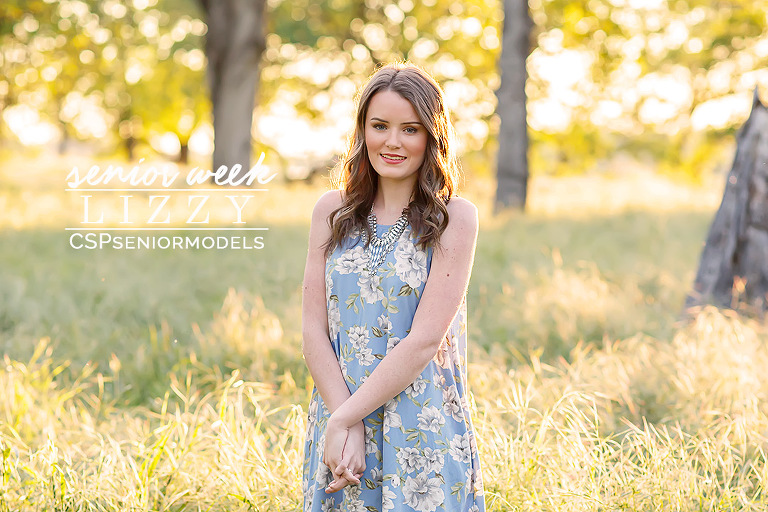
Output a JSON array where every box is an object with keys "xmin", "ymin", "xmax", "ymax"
[
  {"xmin": 1, "ymin": 0, "xmax": 208, "ymax": 159},
  {"xmin": 535, "ymin": 0, "xmax": 768, "ymax": 177},
  {"xmin": 4, "ymin": 0, "xmax": 768, "ymax": 177}
]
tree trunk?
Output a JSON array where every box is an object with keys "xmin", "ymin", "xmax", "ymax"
[
  {"xmin": 58, "ymin": 121, "xmax": 69, "ymax": 155},
  {"xmin": 178, "ymin": 140, "xmax": 189, "ymax": 164},
  {"xmin": 494, "ymin": 0, "xmax": 532, "ymax": 212},
  {"xmin": 685, "ymin": 88, "xmax": 768, "ymax": 316},
  {"xmin": 125, "ymin": 135, "xmax": 136, "ymax": 162},
  {"xmin": 200, "ymin": 0, "xmax": 267, "ymax": 184}
]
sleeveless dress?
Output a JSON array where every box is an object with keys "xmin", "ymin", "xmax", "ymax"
[{"xmin": 302, "ymin": 221, "xmax": 485, "ymax": 512}]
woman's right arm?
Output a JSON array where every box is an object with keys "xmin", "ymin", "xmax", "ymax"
[
  {"xmin": 302, "ymin": 190, "xmax": 365, "ymax": 489},
  {"xmin": 302, "ymin": 190, "xmax": 351, "ymax": 414}
]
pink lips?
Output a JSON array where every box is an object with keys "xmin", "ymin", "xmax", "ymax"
[{"xmin": 381, "ymin": 153, "xmax": 406, "ymax": 163}]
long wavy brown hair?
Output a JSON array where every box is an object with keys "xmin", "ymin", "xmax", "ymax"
[{"xmin": 322, "ymin": 61, "xmax": 463, "ymax": 260}]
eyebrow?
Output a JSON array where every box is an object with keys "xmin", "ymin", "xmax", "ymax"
[{"xmin": 370, "ymin": 117, "xmax": 423, "ymax": 126}]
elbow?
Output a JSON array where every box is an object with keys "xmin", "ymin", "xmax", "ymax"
[
  {"xmin": 301, "ymin": 328, "xmax": 327, "ymax": 360},
  {"xmin": 407, "ymin": 328, "xmax": 449, "ymax": 365}
]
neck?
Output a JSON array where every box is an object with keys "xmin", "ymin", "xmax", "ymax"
[{"xmin": 373, "ymin": 177, "xmax": 415, "ymax": 219}]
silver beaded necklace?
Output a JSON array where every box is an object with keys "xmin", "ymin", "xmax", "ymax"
[{"xmin": 361, "ymin": 206, "xmax": 409, "ymax": 276}]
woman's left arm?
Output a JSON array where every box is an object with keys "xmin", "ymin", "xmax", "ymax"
[{"xmin": 326, "ymin": 197, "xmax": 479, "ymax": 433}]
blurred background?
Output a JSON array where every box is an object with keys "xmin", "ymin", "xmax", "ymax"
[
  {"xmin": 2, "ymin": 0, "xmax": 767, "ymax": 179},
  {"xmin": 2, "ymin": 1, "xmax": 768, "ymax": 510}
]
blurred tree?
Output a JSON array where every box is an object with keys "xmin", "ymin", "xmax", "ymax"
[
  {"xmin": 198, "ymin": 0, "xmax": 266, "ymax": 182},
  {"xmin": 259, "ymin": 0, "xmax": 502, "ymax": 178},
  {"xmin": 494, "ymin": 0, "xmax": 532, "ymax": 211},
  {"xmin": 13, "ymin": 0, "xmax": 211, "ymax": 161},
  {"xmin": 5, "ymin": 0, "xmax": 767, "ymax": 189},
  {"xmin": 0, "ymin": 0, "xmax": 72, "ymax": 147},
  {"xmin": 128, "ymin": 0, "xmax": 210, "ymax": 163},
  {"xmin": 686, "ymin": 90, "xmax": 768, "ymax": 316},
  {"xmin": 535, "ymin": 0, "xmax": 768, "ymax": 177}
]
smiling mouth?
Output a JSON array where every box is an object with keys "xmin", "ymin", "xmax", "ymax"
[{"xmin": 381, "ymin": 154, "xmax": 406, "ymax": 161}]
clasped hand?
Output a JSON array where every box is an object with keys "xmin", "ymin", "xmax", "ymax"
[{"xmin": 323, "ymin": 416, "xmax": 366, "ymax": 493}]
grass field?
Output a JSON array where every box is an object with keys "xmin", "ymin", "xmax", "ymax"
[{"xmin": 2, "ymin": 155, "xmax": 767, "ymax": 511}]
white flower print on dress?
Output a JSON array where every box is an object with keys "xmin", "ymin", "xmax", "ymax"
[
  {"xmin": 449, "ymin": 433, "xmax": 472, "ymax": 464},
  {"xmin": 386, "ymin": 335, "xmax": 401, "ymax": 353},
  {"xmin": 442, "ymin": 384, "xmax": 464, "ymax": 423},
  {"xmin": 358, "ymin": 273, "xmax": 385, "ymax": 303},
  {"xmin": 396, "ymin": 446, "xmax": 425, "ymax": 473},
  {"xmin": 465, "ymin": 468, "xmax": 475, "ymax": 494},
  {"xmin": 335, "ymin": 246, "xmax": 366, "ymax": 275},
  {"xmin": 417, "ymin": 405, "xmax": 445, "ymax": 433},
  {"xmin": 383, "ymin": 399, "xmax": 402, "ymax": 433},
  {"xmin": 433, "ymin": 337, "xmax": 453, "ymax": 369},
  {"xmin": 402, "ymin": 473, "xmax": 445, "ymax": 512},
  {"xmin": 320, "ymin": 498, "xmax": 339, "ymax": 512},
  {"xmin": 343, "ymin": 484, "xmax": 366, "ymax": 512},
  {"xmin": 318, "ymin": 464, "xmax": 333, "ymax": 489},
  {"xmin": 468, "ymin": 430, "xmax": 479, "ymax": 457},
  {"xmin": 307, "ymin": 397, "xmax": 319, "ymax": 431},
  {"xmin": 364, "ymin": 424, "xmax": 376, "ymax": 454},
  {"xmin": 422, "ymin": 447, "xmax": 445, "ymax": 474},
  {"xmin": 377, "ymin": 313, "xmax": 392, "ymax": 333},
  {"xmin": 394, "ymin": 237, "xmax": 428, "ymax": 289},
  {"xmin": 371, "ymin": 466, "xmax": 383, "ymax": 487},
  {"xmin": 470, "ymin": 464, "xmax": 484, "ymax": 495},
  {"xmin": 347, "ymin": 325, "xmax": 369, "ymax": 350},
  {"xmin": 381, "ymin": 486, "xmax": 397, "ymax": 511},
  {"xmin": 327, "ymin": 299, "xmax": 341, "ymax": 340},
  {"xmin": 356, "ymin": 346, "xmax": 374, "ymax": 366},
  {"xmin": 405, "ymin": 376, "xmax": 427, "ymax": 399}
]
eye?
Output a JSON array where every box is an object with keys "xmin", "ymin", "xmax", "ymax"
[
  {"xmin": 404, "ymin": 126, "xmax": 418, "ymax": 134},
  {"xmin": 372, "ymin": 123, "xmax": 386, "ymax": 130}
]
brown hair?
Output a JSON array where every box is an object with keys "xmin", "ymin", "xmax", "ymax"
[{"xmin": 322, "ymin": 61, "xmax": 462, "ymax": 260}]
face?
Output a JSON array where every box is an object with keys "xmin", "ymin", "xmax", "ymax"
[{"xmin": 364, "ymin": 89, "xmax": 428, "ymax": 187}]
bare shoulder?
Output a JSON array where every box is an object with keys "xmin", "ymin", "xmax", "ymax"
[
  {"xmin": 446, "ymin": 196, "xmax": 479, "ymax": 231},
  {"xmin": 313, "ymin": 189, "xmax": 344, "ymax": 218},
  {"xmin": 431, "ymin": 196, "xmax": 478, "ymax": 257}
]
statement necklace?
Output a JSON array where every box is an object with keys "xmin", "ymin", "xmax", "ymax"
[{"xmin": 361, "ymin": 206, "xmax": 409, "ymax": 276}]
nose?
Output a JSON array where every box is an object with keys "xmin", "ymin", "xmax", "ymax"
[{"xmin": 385, "ymin": 129, "xmax": 401, "ymax": 148}]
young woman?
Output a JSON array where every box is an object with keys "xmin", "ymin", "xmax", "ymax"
[{"xmin": 301, "ymin": 61, "xmax": 485, "ymax": 512}]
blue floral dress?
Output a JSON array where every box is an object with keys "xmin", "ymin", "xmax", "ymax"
[{"xmin": 302, "ymin": 221, "xmax": 485, "ymax": 512}]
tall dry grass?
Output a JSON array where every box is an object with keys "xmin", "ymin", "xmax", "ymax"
[
  {"xmin": 1, "ymin": 305, "xmax": 766, "ymax": 511},
  {"xmin": 4, "ymin": 156, "xmax": 766, "ymax": 510}
]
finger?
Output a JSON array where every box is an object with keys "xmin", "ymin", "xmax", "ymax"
[
  {"xmin": 324, "ymin": 476, "xmax": 349, "ymax": 494},
  {"xmin": 333, "ymin": 464, "xmax": 358, "ymax": 484},
  {"xmin": 342, "ymin": 467, "xmax": 361, "ymax": 485}
]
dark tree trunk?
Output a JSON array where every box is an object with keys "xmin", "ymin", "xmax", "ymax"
[
  {"xmin": 178, "ymin": 140, "xmax": 189, "ymax": 164},
  {"xmin": 58, "ymin": 122, "xmax": 69, "ymax": 155},
  {"xmin": 125, "ymin": 135, "xmax": 136, "ymax": 162},
  {"xmin": 685, "ymin": 89, "xmax": 768, "ymax": 316},
  {"xmin": 494, "ymin": 0, "xmax": 532, "ymax": 212},
  {"xmin": 199, "ymin": 0, "xmax": 267, "ymax": 184}
]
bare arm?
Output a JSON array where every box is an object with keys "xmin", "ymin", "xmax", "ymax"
[
  {"xmin": 303, "ymin": 190, "xmax": 366, "ymax": 489},
  {"xmin": 301, "ymin": 190, "xmax": 352, "ymax": 414},
  {"xmin": 327, "ymin": 197, "xmax": 479, "ymax": 430}
]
